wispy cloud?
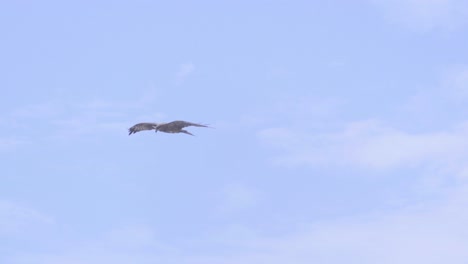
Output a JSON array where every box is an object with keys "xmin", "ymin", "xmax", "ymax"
[
  {"xmin": 6, "ymin": 186, "xmax": 468, "ymax": 264},
  {"xmin": 371, "ymin": 0, "xmax": 468, "ymax": 32},
  {"xmin": 0, "ymin": 89, "xmax": 165, "ymax": 141},
  {"xmin": 0, "ymin": 138, "xmax": 28, "ymax": 151},
  {"xmin": 0, "ymin": 200, "xmax": 54, "ymax": 235},
  {"xmin": 176, "ymin": 62, "xmax": 195, "ymax": 85},
  {"xmin": 258, "ymin": 66, "xmax": 468, "ymax": 173},
  {"xmin": 7, "ymin": 225, "xmax": 178, "ymax": 264},
  {"xmin": 442, "ymin": 66, "xmax": 468, "ymax": 101},
  {"xmin": 226, "ymin": 96, "xmax": 342, "ymax": 131},
  {"xmin": 216, "ymin": 183, "xmax": 263, "ymax": 214},
  {"xmin": 241, "ymin": 185, "xmax": 468, "ymax": 264},
  {"xmin": 258, "ymin": 119, "xmax": 468, "ymax": 170},
  {"xmin": 10, "ymin": 102, "xmax": 61, "ymax": 120}
]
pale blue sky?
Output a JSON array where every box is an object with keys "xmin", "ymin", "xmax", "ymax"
[{"xmin": 2, "ymin": 0, "xmax": 468, "ymax": 263}]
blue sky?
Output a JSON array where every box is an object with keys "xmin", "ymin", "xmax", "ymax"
[{"xmin": 1, "ymin": 0, "xmax": 468, "ymax": 263}]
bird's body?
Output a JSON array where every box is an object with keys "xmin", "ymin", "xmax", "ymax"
[{"xmin": 128, "ymin": 120, "xmax": 209, "ymax": 136}]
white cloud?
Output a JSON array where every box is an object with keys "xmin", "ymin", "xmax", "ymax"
[
  {"xmin": 176, "ymin": 62, "xmax": 195, "ymax": 84},
  {"xmin": 442, "ymin": 66, "xmax": 468, "ymax": 101},
  {"xmin": 216, "ymin": 183, "xmax": 263, "ymax": 214},
  {"xmin": 10, "ymin": 102, "xmax": 60, "ymax": 120},
  {"xmin": 6, "ymin": 186, "xmax": 468, "ymax": 264},
  {"xmin": 0, "ymin": 90, "xmax": 165, "ymax": 141},
  {"xmin": 242, "ymin": 185, "xmax": 468, "ymax": 264},
  {"xmin": 372, "ymin": 0, "xmax": 468, "ymax": 31},
  {"xmin": 232, "ymin": 96, "xmax": 342, "ymax": 131},
  {"xmin": 396, "ymin": 66, "xmax": 468, "ymax": 126},
  {"xmin": 7, "ymin": 225, "xmax": 179, "ymax": 264},
  {"xmin": 0, "ymin": 200, "xmax": 54, "ymax": 235},
  {"xmin": 0, "ymin": 138, "xmax": 28, "ymax": 150},
  {"xmin": 258, "ymin": 119, "xmax": 468, "ymax": 170}
]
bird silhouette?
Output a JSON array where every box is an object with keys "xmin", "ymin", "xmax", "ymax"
[{"xmin": 128, "ymin": 120, "xmax": 210, "ymax": 136}]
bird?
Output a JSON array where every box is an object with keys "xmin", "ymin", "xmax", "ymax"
[{"xmin": 128, "ymin": 120, "xmax": 210, "ymax": 136}]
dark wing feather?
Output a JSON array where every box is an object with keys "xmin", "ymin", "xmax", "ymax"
[
  {"xmin": 162, "ymin": 120, "xmax": 209, "ymax": 130},
  {"xmin": 128, "ymin": 122, "xmax": 158, "ymax": 135}
]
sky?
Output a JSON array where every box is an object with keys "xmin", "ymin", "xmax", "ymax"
[{"xmin": 1, "ymin": 0, "xmax": 468, "ymax": 263}]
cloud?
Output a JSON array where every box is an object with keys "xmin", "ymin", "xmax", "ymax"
[
  {"xmin": 371, "ymin": 0, "xmax": 468, "ymax": 32},
  {"xmin": 241, "ymin": 185, "xmax": 468, "ymax": 264},
  {"xmin": 216, "ymin": 183, "xmax": 263, "ymax": 214},
  {"xmin": 258, "ymin": 119, "xmax": 468, "ymax": 170},
  {"xmin": 394, "ymin": 66, "xmax": 468, "ymax": 128},
  {"xmin": 176, "ymin": 62, "xmax": 195, "ymax": 85},
  {"xmin": 6, "ymin": 225, "xmax": 179, "ymax": 264},
  {"xmin": 442, "ymin": 66, "xmax": 468, "ymax": 101},
  {"xmin": 0, "ymin": 90, "xmax": 165, "ymax": 141},
  {"xmin": 0, "ymin": 138, "xmax": 28, "ymax": 151},
  {"xmin": 230, "ymin": 96, "xmax": 342, "ymax": 131},
  {"xmin": 10, "ymin": 103, "xmax": 60, "ymax": 120},
  {"xmin": 6, "ymin": 185, "xmax": 468, "ymax": 264},
  {"xmin": 0, "ymin": 200, "xmax": 54, "ymax": 235}
]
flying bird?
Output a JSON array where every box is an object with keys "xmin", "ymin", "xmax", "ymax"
[{"xmin": 128, "ymin": 120, "xmax": 210, "ymax": 136}]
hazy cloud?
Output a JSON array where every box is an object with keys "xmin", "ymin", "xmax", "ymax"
[
  {"xmin": 243, "ymin": 185, "xmax": 468, "ymax": 264},
  {"xmin": 0, "ymin": 138, "xmax": 28, "ymax": 150},
  {"xmin": 0, "ymin": 200, "xmax": 54, "ymax": 235},
  {"xmin": 258, "ymin": 119, "xmax": 468, "ymax": 171},
  {"xmin": 443, "ymin": 66, "xmax": 468, "ymax": 100},
  {"xmin": 216, "ymin": 183, "xmax": 263, "ymax": 214},
  {"xmin": 372, "ymin": 0, "xmax": 468, "ymax": 31},
  {"xmin": 7, "ymin": 186, "xmax": 468, "ymax": 264},
  {"xmin": 0, "ymin": 89, "xmax": 165, "ymax": 141},
  {"xmin": 176, "ymin": 62, "xmax": 195, "ymax": 85}
]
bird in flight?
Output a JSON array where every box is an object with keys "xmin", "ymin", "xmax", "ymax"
[{"xmin": 128, "ymin": 120, "xmax": 210, "ymax": 136}]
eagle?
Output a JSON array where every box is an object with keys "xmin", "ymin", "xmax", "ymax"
[{"xmin": 128, "ymin": 120, "xmax": 210, "ymax": 136}]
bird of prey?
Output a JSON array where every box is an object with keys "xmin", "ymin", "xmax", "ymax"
[{"xmin": 128, "ymin": 120, "xmax": 210, "ymax": 136}]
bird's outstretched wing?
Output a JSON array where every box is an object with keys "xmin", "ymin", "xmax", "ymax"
[
  {"xmin": 161, "ymin": 120, "xmax": 210, "ymax": 130},
  {"xmin": 128, "ymin": 122, "xmax": 158, "ymax": 135}
]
